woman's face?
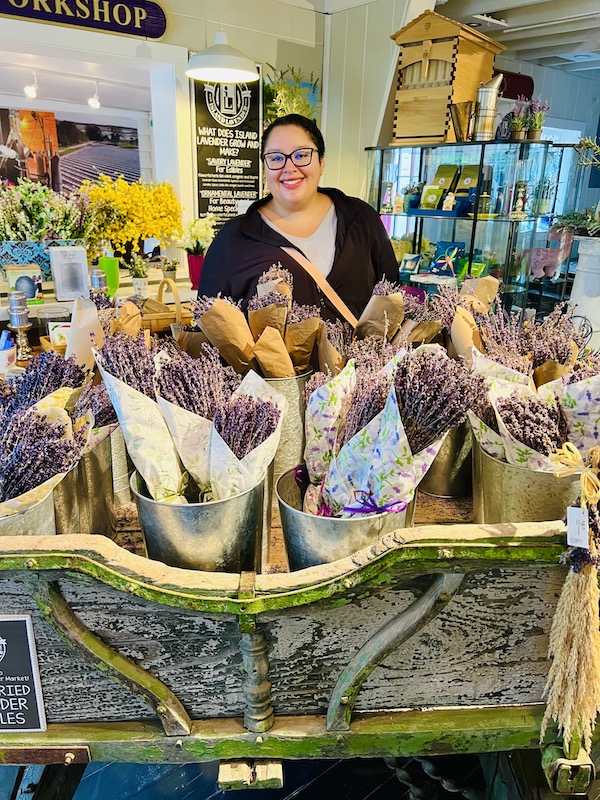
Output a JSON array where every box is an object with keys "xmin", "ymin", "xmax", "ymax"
[{"xmin": 262, "ymin": 124, "xmax": 324, "ymax": 211}]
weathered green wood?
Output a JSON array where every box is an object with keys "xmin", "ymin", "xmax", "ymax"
[
  {"xmin": 31, "ymin": 578, "xmax": 191, "ymax": 736},
  {"xmin": 0, "ymin": 705, "xmax": 551, "ymax": 764},
  {"xmin": 0, "ymin": 523, "xmax": 566, "ymax": 616},
  {"xmin": 327, "ymin": 572, "xmax": 465, "ymax": 731},
  {"xmin": 541, "ymin": 745, "xmax": 595, "ymax": 795}
]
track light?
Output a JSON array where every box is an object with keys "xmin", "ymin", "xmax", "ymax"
[
  {"xmin": 88, "ymin": 82, "xmax": 101, "ymax": 109},
  {"xmin": 24, "ymin": 71, "xmax": 38, "ymax": 99},
  {"xmin": 185, "ymin": 30, "xmax": 259, "ymax": 83}
]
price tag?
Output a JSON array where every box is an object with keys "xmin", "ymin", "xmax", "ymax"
[{"xmin": 567, "ymin": 506, "xmax": 590, "ymax": 549}]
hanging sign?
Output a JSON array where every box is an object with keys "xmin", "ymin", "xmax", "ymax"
[
  {"xmin": 0, "ymin": 615, "xmax": 46, "ymax": 732},
  {"xmin": 0, "ymin": 0, "xmax": 167, "ymax": 39},
  {"xmin": 194, "ymin": 73, "xmax": 262, "ymax": 227}
]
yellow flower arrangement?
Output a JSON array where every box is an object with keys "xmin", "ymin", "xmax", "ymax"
[{"xmin": 79, "ymin": 174, "xmax": 183, "ymax": 257}]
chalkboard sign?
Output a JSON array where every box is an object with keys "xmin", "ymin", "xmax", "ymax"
[{"xmin": 0, "ymin": 616, "xmax": 46, "ymax": 732}]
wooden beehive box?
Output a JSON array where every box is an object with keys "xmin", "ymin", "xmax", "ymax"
[{"xmin": 390, "ymin": 10, "xmax": 506, "ymax": 145}]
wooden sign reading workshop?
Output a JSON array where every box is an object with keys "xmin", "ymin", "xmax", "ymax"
[{"xmin": 0, "ymin": 0, "xmax": 167, "ymax": 39}]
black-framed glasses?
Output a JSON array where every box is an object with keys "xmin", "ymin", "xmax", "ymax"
[{"xmin": 262, "ymin": 147, "xmax": 318, "ymax": 170}]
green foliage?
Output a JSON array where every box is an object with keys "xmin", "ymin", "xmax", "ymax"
[
  {"xmin": 264, "ymin": 64, "xmax": 319, "ymax": 123},
  {"xmin": 576, "ymin": 136, "xmax": 600, "ymax": 169},
  {"xmin": 552, "ymin": 209, "xmax": 600, "ymax": 237}
]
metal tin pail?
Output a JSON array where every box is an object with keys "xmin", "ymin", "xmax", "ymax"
[
  {"xmin": 265, "ymin": 371, "xmax": 311, "ymax": 483},
  {"xmin": 276, "ymin": 469, "xmax": 415, "ymax": 571},
  {"xmin": 0, "ymin": 490, "xmax": 56, "ymax": 536},
  {"xmin": 130, "ymin": 471, "xmax": 264, "ymax": 572},
  {"xmin": 419, "ymin": 422, "xmax": 472, "ymax": 498},
  {"xmin": 53, "ymin": 435, "xmax": 116, "ymax": 538},
  {"xmin": 472, "ymin": 439, "xmax": 580, "ymax": 524}
]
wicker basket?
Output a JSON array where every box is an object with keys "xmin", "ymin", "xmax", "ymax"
[{"xmin": 140, "ymin": 279, "xmax": 194, "ymax": 335}]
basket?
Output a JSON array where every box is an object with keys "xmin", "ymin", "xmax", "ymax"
[
  {"xmin": 39, "ymin": 335, "xmax": 67, "ymax": 357},
  {"xmin": 140, "ymin": 279, "xmax": 194, "ymax": 335}
]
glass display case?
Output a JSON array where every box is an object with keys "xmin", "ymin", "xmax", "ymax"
[{"xmin": 366, "ymin": 141, "xmax": 580, "ymax": 313}]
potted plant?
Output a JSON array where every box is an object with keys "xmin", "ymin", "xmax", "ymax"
[
  {"xmin": 509, "ymin": 96, "xmax": 529, "ymax": 140},
  {"xmin": 129, "ymin": 253, "xmax": 150, "ymax": 299},
  {"xmin": 159, "ymin": 256, "xmax": 178, "ymax": 292},
  {"xmin": 179, "ymin": 214, "xmax": 217, "ymax": 290},
  {"xmin": 527, "ymin": 98, "xmax": 549, "ymax": 140},
  {"xmin": 264, "ymin": 65, "xmax": 319, "ymax": 123}
]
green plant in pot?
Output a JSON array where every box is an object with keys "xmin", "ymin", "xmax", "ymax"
[
  {"xmin": 129, "ymin": 253, "xmax": 150, "ymax": 299},
  {"xmin": 264, "ymin": 64, "xmax": 319, "ymax": 123},
  {"xmin": 401, "ymin": 181, "xmax": 422, "ymax": 212}
]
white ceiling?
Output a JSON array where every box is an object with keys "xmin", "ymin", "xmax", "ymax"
[{"xmin": 437, "ymin": 0, "xmax": 600, "ymax": 79}]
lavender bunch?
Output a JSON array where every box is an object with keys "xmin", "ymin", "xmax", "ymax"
[
  {"xmin": 247, "ymin": 291, "xmax": 288, "ymax": 311},
  {"xmin": 479, "ymin": 309, "xmax": 533, "ymax": 376},
  {"xmin": 372, "ymin": 279, "xmax": 401, "ymax": 296},
  {"xmin": 191, "ymin": 294, "xmax": 241, "ymax": 318},
  {"xmin": 525, "ymin": 303, "xmax": 581, "ymax": 368},
  {"xmin": 495, "ymin": 391, "xmax": 568, "ymax": 456},
  {"xmin": 303, "ymin": 371, "xmax": 330, "ymax": 406},
  {"xmin": 99, "ymin": 332, "xmax": 158, "ymax": 399},
  {"xmin": 569, "ymin": 350, "xmax": 600, "ymax": 383},
  {"xmin": 402, "ymin": 293, "xmax": 431, "ymax": 322},
  {"xmin": 429, "ymin": 285, "xmax": 488, "ymax": 333},
  {"xmin": 6, "ymin": 352, "xmax": 86, "ymax": 414},
  {"xmin": 288, "ymin": 303, "xmax": 320, "ymax": 324},
  {"xmin": 90, "ymin": 290, "xmax": 113, "ymax": 311},
  {"xmin": 155, "ymin": 346, "xmax": 240, "ymax": 418},
  {"xmin": 73, "ymin": 381, "xmax": 118, "ymax": 428},
  {"xmin": 323, "ymin": 319, "xmax": 354, "ymax": 358},
  {"xmin": 338, "ymin": 372, "xmax": 391, "ymax": 449},
  {"xmin": 257, "ymin": 264, "xmax": 293, "ymax": 289},
  {"xmin": 346, "ymin": 336, "xmax": 399, "ymax": 373},
  {"xmin": 394, "ymin": 347, "xmax": 488, "ymax": 453},
  {"xmin": 0, "ymin": 409, "xmax": 83, "ymax": 502},
  {"xmin": 213, "ymin": 394, "xmax": 281, "ymax": 459}
]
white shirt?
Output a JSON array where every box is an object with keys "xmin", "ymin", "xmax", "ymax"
[{"xmin": 263, "ymin": 204, "xmax": 337, "ymax": 278}]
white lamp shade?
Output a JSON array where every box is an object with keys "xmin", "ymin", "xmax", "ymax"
[{"xmin": 185, "ymin": 31, "xmax": 259, "ymax": 83}]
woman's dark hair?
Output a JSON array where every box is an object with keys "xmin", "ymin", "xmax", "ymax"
[{"xmin": 261, "ymin": 114, "xmax": 325, "ymax": 159}]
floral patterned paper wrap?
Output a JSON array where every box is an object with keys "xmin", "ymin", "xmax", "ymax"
[
  {"xmin": 157, "ymin": 368, "xmax": 286, "ymax": 501},
  {"xmin": 323, "ymin": 384, "xmax": 445, "ymax": 516},
  {"xmin": 546, "ymin": 374, "xmax": 600, "ymax": 453},
  {"xmin": 471, "ymin": 347, "xmax": 533, "ymax": 389},
  {"xmin": 93, "ymin": 350, "xmax": 186, "ymax": 504},
  {"xmin": 304, "ymin": 361, "xmax": 356, "ymax": 485},
  {"xmin": 467, "ymin": 410, "xmax": 505, "ymax": 460}
]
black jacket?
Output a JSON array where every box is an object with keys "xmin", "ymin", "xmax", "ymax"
[{"xmin": 197, "ymin": 188, "xmax": 398, "ymax": 321}]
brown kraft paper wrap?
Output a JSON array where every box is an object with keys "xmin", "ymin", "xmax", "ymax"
[
  {"xmin": 115, "ymin": 300, "xmax": 143, "ymax": 336},
  {"xmin": 253, "ymin": 326, "xmax": 295, "ymax": 378},
  {"xmin": 398, "ymin": 318, "xmax": 442, "ymax": 344},
  {"xmin": 199, "ymin": 298, "xmax": 258, "ymax": 375},
  {"xmin": 354, "ymin": 294, "xmax": 405, "ymax": 340},
  {"xmin": 284, "ymin": 317, "xmax": 320, "ymax": 373},
  {"xmin": 460, "ymin": 275, "xmax": 500, "ymax": 313},
  {"xmin": 316, "ymin": 321, "xmax": 344, "ymax": 375},
  {"xmin": 450, "ymin": 306, "xmax": 484, "ymax": 363},
  {"xmin": 248, "ymin": 303, "xmax": 288, "ymax": 341},
  {"xmin": 534, "ymin": 341, "xmax": 579, "ymax": 387},
  {"xmin": 171, "ymin": 323, "xmax": 210, "ymax": 359}
]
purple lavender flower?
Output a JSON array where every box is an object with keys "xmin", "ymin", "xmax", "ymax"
[
  {"xmin": 496, "ymin": 390, "xmax": 568, "ymax": 455},
  {"xmin": 213, "ymin": 394, "xmax": 281, "ymax": 459},
  {"xmin": 191, "ymin": 294, "xmax": 242, "ymax": 319},
  {"xmin": 346, "ymin": 336, "xmax": 399, "ymax": 373},
  {"xmin": 303, "ymin": 371, "xmax": 330, "ymax": 406},
  {"xmin": 257, "ymin": 264, "xmax": 293, "ymax": 289},
  {"xmin": 90, "ymin": 290, "xmax": 113, "ymax": 311},
  {"xmin": 394, "ymin": 347, "xmax": 488, "ymax": 452},
  {"xmin": 402, "ymin": 293, "xmax": 431, "ymax": 322},
  {"xmin": 247, "ymin": 291, "xmax": 288, "ymax": 311},
  {"xmin": 372, "ymin": 279, "xmax": 401, "ymax": 296},
  {"xmin": 99, "ymin": 332, "xmax": 158, "ymax": 399},
  {"xmin": 4, "ymin": 352, "xmax": 86, "ymax": 419},
  {"xmin": 569, "ymin": 350, "xmax": 600, "ymax": 383},
  {"xmin": 73, "ymin": 381, "xmax": 118, "ymax": 427},
  {"xmin": 155, "ymin": 345, "xmax": 241, "ymax": 418},
  {"xmin": 323, "ymin": 319, "xmax": 354, "ymax": 358},
  {"xmin": 338, "ymin": 372, "xmax": 390, "ymax": 449},
  {"xmin": 288, "ymin": 303, "xmax": 320, "ymax": 324}
]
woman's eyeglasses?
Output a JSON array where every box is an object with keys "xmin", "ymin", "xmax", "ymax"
[{"xmin": 262, "ymin": 148, "xmax": 318, "ymax": 170}]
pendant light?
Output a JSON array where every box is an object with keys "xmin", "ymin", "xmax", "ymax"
[
  {"xmin": 88, "ymin": 81, "xmax": 101, "ymax": 109},
  {"xmin": 185, "ymin": 30, "xmax": 259, "ymax": 83},
  {"xmin": 24, "ymin": 71, "xmax": 38, "ymax": 99}
]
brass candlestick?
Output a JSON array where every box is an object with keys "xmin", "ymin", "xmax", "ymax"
[{"xmin": 8, "ymin": 324, "xmax": 33, "ymax": 363}]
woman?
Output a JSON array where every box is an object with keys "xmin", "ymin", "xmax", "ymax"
[{"xmin": 198, "ymin": 114, "xmax": 398, "ymax": 321}]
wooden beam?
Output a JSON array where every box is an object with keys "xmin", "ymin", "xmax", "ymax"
[
  {"xmin": 442, "ymin": 0, "xmax": 548, "ymax": 20},
  {"xmin": 496, "ymin": 16, "xmax": 600, "ymax": 43}
]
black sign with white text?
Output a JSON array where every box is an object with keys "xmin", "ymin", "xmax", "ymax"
[
  {"xmin": 194, "ymin": 74, "xmax": 262, "ymax": 227},
  {"xmin": 0, "ymin": 616, "xmax": 46, "ymax": 732}
]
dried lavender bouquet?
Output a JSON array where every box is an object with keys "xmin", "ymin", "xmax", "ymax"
[{"xmin": 93, "ymin": 335, "xmax": 186, "ymax": 504}]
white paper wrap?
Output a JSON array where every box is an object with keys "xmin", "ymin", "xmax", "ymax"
[
  {"xmin": 93, "ymin": 349, "xmax": 185, "ymax": 504},
  {"xmin": 546, "ymin": 374, "xmax": 600, "ymax": 454},
  {"xmin": 156, "ymin": 367, "xmax": 286, "ymax": 501}
]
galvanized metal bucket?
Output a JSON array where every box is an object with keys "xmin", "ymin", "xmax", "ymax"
[
  {"xmin": 472, "ymin": 439, "xmax": 580, "ymax": 524},
  {"xmin": 110, "ymin": 426, "xmax": 134, "ymax": 509},
  {"xmin": 265, "ymin": 371, "xmax": 311, "ymax": 483},
  {"xmin": 276, "ymin": 469, "xmax": 415, "ymax": 571},
  {"xmin": 0, "ymin": 490, "xmax": 56, "ymax": 537},
  {"xmin": 130, "ymin": 471, "xmax": 264, "ymax": 572},
  {"xmin": 53, "ymin": 435, "xmax": 116, "ymax": 538},
  {"xmin": 419, "ymin": 422, "xmax": 472, "ymax": 498}
]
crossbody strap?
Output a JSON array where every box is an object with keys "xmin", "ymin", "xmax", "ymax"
[{"xmin": 281, "ymin": 246, "xmax": 358, "ymax": 328}]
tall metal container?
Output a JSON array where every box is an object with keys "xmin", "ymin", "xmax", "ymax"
[
  {"xmin": 131, "ymin": 471, "xmax": 264, "ymax": 572},
  {"xmin": 265, "ymin": 371, "xmax": 311, "ymax": 484},
  {"xmin": 53, "ymin": 435, "xmax": 116, "ymax": 538},
  {"xmin": 419, "ymin": 422, "xmax": 472, "ymax": 498},
  {"xmin": 276, "ymin": 469, "xmax": 415, "ymax": 571},
  {"xmin": 0, "ymin": 491, "xmax": 56, "ymax": 536},
  {"xmin": 472, "ymin": 74, "xmax": 504, "ymax": 142},
  {"xmin": 472, "ymin": 440, "xmax": 580, "ymax": 524}
]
